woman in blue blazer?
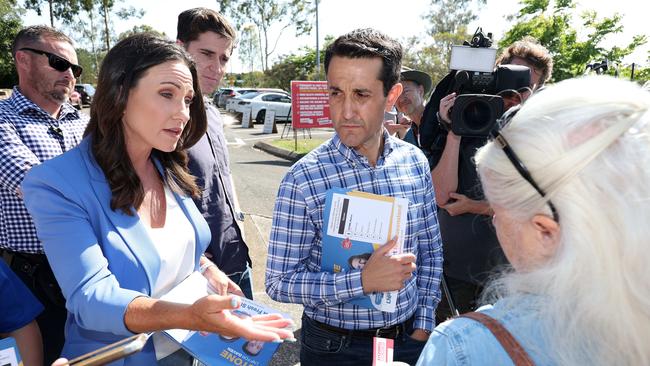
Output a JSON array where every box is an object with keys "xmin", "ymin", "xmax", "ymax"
[{"xmin": 21, "ymin": 34, "xmax": 292, "ymax": 365}]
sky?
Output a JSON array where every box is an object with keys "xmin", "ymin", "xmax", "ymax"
[{"xmin": 23, "ymin": 0, "xmax": 649, "ymax": 74}]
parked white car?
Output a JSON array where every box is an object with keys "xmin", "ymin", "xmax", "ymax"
[
  {"xmin": 227, "ymin": 91, "xmax": 260, "ymax": 114},
  {"xmin": 240, "ymin": 92, "xmax": 292, "ymax": 123}
]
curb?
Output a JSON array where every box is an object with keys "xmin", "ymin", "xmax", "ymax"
[{"xmin": 254, "ymin": 141, "xmax": 305, "ymax": 162}]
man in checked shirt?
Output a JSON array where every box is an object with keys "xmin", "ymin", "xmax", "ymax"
[
  {"xmin": 266, "ymin": 28, "xmax": 443, "ymax": 365},
  {"xmin": 0, "ymin": 25, "xmax": 88, "ymax": 364}
]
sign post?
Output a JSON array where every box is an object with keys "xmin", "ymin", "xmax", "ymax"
[{"xmin": 290, "ymin": 80, "xmax": 331, "ymax": 148}]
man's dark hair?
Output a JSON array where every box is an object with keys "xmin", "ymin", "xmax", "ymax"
[
  {"xmin": 496, "ymin": 36, "xmax": 553, "ymax": 86},
  {"xmin": 324, "ymin": 28, "xmax": 402, "ymax": 96},
  {"xmin": 176, "ymin": 7, "xmax": 236, "ymax": 48},
  {"xmin": 84, "ymin": 33, "xmax": 207, "ymax": 215},
  {"xmin": 11, "ymin": 25, "xmax": 74, "ymax": 59}
]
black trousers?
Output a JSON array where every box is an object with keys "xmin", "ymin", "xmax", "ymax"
[
  {"xmin": 3, "ymin": 251, "xmax": 67, "ymax": 366},
  {"xmin": 435, "ymin": 275, "xmax": 484, "ymax": 325}
]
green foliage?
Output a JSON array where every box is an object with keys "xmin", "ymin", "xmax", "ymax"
[
  {"xmin": 499, "ymin": 0, "xmax": 648, "ymax": 82},
  {"xmin": 218, "ymin": 0, "xmax": 315, "ymax": 70},
  {"xmin": 403, "ymin": 0, "xmax": 649, "ymax": 90},
  {"xmin": 23, "ymin": 0, "xmax": 81, "ymax": 27},
  {"xmin": 402, "ymin": 0, "xmax": 485, "ymax": 86},
  {"xmin": 87, "ymin": 0, "xmax": 143, "ymax": 50},
  {"xmin": 0, "ymin": 0, "xmax": 22, "ymax": 87},
  {"xmin": 117, "ymin": 24, "xmax": 166, "ymax": 41},
  {"xmin": 238, "ymin": 24, "xmax": 262, "ymax": 72},
  {"xmin": 75, "ymin": 47, "xmax": 101, "ymax": 85},
  {"xmin": 262, "ymin": 46, "xmax": 324, "ymax": 90}
]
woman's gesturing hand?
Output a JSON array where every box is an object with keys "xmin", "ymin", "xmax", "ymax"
[{"xmin": 188, "ymin": 294, "xmax": 295, "ymax": 342}]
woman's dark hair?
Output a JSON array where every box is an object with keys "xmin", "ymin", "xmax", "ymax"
[
  {"xmin": 347, "ymin": 252, "xmax": 371, "ymax": 268},
  {"xmin": 84, "ymin": 33, "xmax": 207, "ymax": 215}
]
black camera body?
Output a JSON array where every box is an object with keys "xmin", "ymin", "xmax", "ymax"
[
  {"xmin": 450, "ymin": 65, "xmax": 530, "ymax": 137},
  {"xmin": 443, "ymin": 28, "xmax": 531, "ymax": 137}
]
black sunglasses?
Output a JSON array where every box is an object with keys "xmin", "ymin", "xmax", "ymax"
[
  {"xmin": 20, "ymin": 47, "xmax": 83, "ymax": 77},
  {"xmin": 490, "ymin": 105, "xmax": 560, "ymax": 222}
]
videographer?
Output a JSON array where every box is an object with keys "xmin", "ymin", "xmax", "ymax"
[{"xmin": 430, "ymin": 36, "xmax": 553, "ymax": 322}]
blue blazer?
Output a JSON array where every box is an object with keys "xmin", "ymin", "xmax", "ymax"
[{"xmin": 22, "ymin": 137, "xmax": 211, "ymax": 365}]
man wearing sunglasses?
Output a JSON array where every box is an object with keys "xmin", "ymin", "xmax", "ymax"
[
  {"xmin": 0, "ymin": 25, "xmax": 88, "ymax": 364},
  {"xmin": 428, "ymin": 37, "xmax": 553, "ymax": 324}
]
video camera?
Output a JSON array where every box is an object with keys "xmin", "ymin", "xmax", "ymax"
[{"xmin": 443, "ymin": 28, "xmax": 531, "ymax": 137}]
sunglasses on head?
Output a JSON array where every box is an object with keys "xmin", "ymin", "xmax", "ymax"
[
  {"xmin": 490, "ymin": 105, "xmax": 560, "ymax": 222},
  {"xmin": 20, "ymin": 47, "xmax": 83, "ymax": 77}
]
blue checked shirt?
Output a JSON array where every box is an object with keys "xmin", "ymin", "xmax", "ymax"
[
  {"xmin": 266, "ymin": 131, "xmax": 443, "ymax": 332},
  {"xmin": 0, "ymin": 87, "xmax": 88, "ymax": 253}
]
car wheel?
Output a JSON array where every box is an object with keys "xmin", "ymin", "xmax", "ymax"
[{"xmin": 256, "ymin": 110, "xmax": 266, "ymax": 124}]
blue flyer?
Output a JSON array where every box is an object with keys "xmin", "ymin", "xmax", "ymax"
[
  {"xmin": 160, "ymin": 273, "xmax": 289, "ymax": 366},
  {"xmin": 0, "ymin": 337, "xmax": 21, "ymax": 366},
  {"xmin": 321, "ymin": 188, "xmax": 408, "ymax": 312},
  {"xmin": 176, "ymin": 299, "xmax": 285, "ymax": 366}
]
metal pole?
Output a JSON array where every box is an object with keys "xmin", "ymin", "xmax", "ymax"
[{"xmin": 315, "ymin": 0, "xmax": 320, "ymax": 78}]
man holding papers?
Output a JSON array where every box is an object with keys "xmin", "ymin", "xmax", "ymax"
[{"xmin": 266, "ymin": 28, "xmax": 443, "ymax": 366}]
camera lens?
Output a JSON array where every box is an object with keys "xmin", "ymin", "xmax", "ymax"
[
  {"xmin": 451, "ymin": 94, "xmax": 504, "ymax": 137},
  {"xmin": 462, "ymin": 99, "xmax": 493, "ymax": 131}
]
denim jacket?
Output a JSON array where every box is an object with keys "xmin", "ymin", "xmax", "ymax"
[{"xmin": 417, "ymin": 297, "xmax": 554, "ymax": 365}]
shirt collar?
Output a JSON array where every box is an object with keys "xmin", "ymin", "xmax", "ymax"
[
  {"xmin": 332, "ymin": 128, "xmax": 395, "ymax": 167},
  {"xmin": 9, "ymin": 86, "xmax": 80, "ymax": 120}
]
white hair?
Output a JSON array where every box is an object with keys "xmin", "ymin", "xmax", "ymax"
[{"xmin": 475, "ymin": 76, "xmax": 650, "ymax": 365}]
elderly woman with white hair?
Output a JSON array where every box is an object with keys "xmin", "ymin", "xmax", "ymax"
[{"xmin": 417, "ymin": 76, "xmax": 650, "ymax": 366}]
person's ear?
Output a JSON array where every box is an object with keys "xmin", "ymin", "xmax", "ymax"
[
  {"xmin": 14, "ymin": 50, "xmax": 30, "ymax": 73},
  {"xmin": 531, "ymin": 214, "xmax": 560, "ymax": 257},
  {"xmin": 176, "ymin": 40, "xmax": 184, "ymax": 47},
  {"xmin": 385, "ymin": 82, "xmax": 403, "ymax": 112}
]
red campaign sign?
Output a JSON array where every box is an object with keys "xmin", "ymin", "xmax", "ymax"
[{"xmin": 290, "ymin": 80, "xmax": 332, "ymax": 129}]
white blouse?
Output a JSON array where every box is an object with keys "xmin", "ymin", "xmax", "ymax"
[{"xmin": 145, "ymin": 185, "xmax": 196, "ymax": 359}]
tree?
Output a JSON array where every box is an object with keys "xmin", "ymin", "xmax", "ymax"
[
  {"xmin": 96, "ymin": 0, "xmax": 143, "ymax": 50},
  {"xmin": 402, "ymin": 0, "xmax": 485, "ymax": 85},
  {"xmin": 218, "ymin": 0, "xmax": 315, "ymax": 70},
  {"xmin": 22, "ymin": 0, "xmax": 81, "ymax": 27},
  {"xmin": 263, "ymin": 45, "xmax": 325, "ymax": 91},
  {"xmin": 75, "ymin": 47, "xmax": 98, "ymax": 84},
  {"xmin": 0, "ymin": 0, "xmax": 22, "ymax": 87},
  {"xmin": 117, "ymin": 24, "xmax": 166, "ymax": 41},
  {"xmin": 499, "ymin": 0, "xmax": 647, "ymax": 82},
  {"xmin": 238, "ymin": 24, "xmax": 261, "ymax": 72}
]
